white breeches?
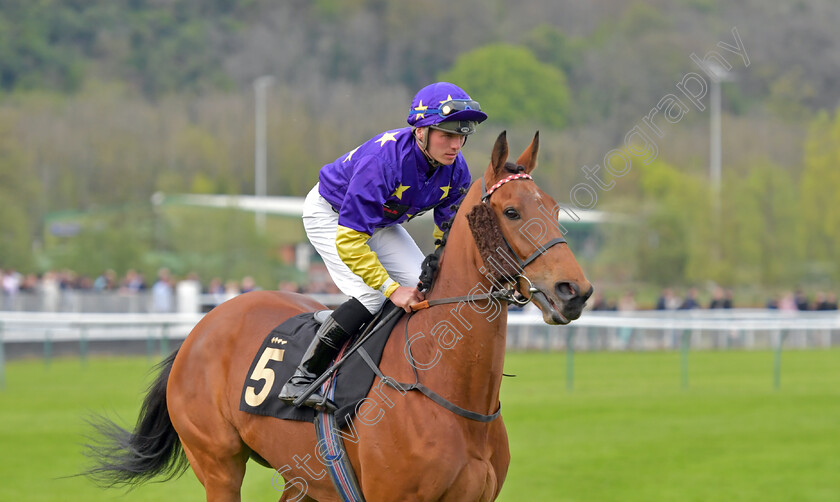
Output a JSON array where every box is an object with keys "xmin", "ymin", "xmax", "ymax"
[{"xmin": 302, "ymin": 184, "xmax": 424, "ymax": 314}]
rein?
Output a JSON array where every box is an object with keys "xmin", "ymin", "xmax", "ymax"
[{"xmin": 409, "ymin": 289, "xmax": 523, "ymax": 311}]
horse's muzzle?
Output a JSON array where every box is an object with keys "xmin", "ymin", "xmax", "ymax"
[{"xmin": 557, "ymin": 282, "xmax": 593, "ymax": 322}]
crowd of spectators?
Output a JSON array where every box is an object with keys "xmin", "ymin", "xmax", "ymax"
[
  {"xmin": 765, "ymin": 289, "xmax": 839, "ymax": 311},
  {"xmin": 588, "ymin": 286, "xmax": 838, "ymax": 312},
  {"xmin": 2, "ymin": 267, "xmax": 838, "ymax": 313},
  {"xmin": 0, "ymin": 265, "xmax": 342, "ymax": 312}
]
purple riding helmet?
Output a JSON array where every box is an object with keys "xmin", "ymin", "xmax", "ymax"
[{"xmin": 407, "ymin": 82, "xmax": 487, "ymax": 136}]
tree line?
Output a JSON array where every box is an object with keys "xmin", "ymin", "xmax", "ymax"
[{"xmin": 0, "ymin": 0, "xmax": 838, "ymax": 290}]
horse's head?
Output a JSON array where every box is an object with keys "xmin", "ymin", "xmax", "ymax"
[{"xmin": 465, "ymin": 131, "xmax": 593, "ymax": 324}]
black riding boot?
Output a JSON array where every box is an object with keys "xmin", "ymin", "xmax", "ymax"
[{"xmin": 278, "ymin": 297, "xmax": 373, "ymax": 410}]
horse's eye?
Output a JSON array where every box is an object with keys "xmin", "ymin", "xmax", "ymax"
[{"xmin": 503, "ymin": 207, "xmax": 520, "ymax": 220}]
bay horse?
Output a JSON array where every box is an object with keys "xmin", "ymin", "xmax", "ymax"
[{"xmin": 85, "ymin": 131, "xmax": 592, "ymax": 501}]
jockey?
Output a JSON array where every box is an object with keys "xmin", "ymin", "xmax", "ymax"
[{"xmin": 279, "ymin": 82, "xmax": 487, "ymax": 408}]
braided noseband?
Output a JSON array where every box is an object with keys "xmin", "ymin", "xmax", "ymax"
[{"xmin": 481, "ymin": 173, "xmax": 532, "ymax": 202}]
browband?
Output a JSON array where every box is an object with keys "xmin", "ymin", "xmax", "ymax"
[{"xmin": 481, "ymin": 173, "xmax": 532, "ymax": 202}]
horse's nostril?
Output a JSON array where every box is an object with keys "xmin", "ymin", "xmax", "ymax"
[{"xmin": 555, "ymin": 282, "xmax": 578, "ymax": 301}]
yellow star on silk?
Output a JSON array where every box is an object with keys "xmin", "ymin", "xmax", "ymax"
[
  {"xmin": 343, "ymin": 146, "xmax": 360, "ymax": 162},
  {"xmin": 440, "ymin": 94, "xmax": 453, "ymax": 104},
  {"xmin": 392, "ymin": 184, "xmax": 410, "ymax": 199},
  {"xmin": 413, "ymin": 100, "xmax": 428, "ymax": 119},
  {"xmin": 439, "ymin": 185, "xmax": 451, "ymax": 200},
  {"xmin": 375, "ymin": 131, "xmax": 399, "ymax": 146}
]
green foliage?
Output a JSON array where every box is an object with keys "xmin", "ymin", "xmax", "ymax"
[
  {"xmin": 313, "ymin": 0, "xmax": 368, "ymax": 19},
  {"xmin": 41, "ymin": 209, "xmax": 152, "ymax": 278},
  {"xmin": 681, "ymin": 0, "xmax": 718, "ymax": 15},
  {"xmin": 0, "ymin": 1, "xmax": 838, "ymax": 291},
  {"xmin": 125, "ymin": 10, "xmax": 228, "ymax": 96},
  {"xmin": 0, "ymin": 1, "xmax": 245, "ymax": 97},
  {"xmin": 638, "ymin": 159, "xmax": 712, "ymax": 285},
  {"xmin": 38, "ymin": 204, "xmax": 302, "ymax": 289},
  {"xmin": 616, "ymin": 2, "xmax": 671, "ymax": 37},
  {"xmin": 604, "ymin": 145, "xmax": 816, "ymax": 288},
  {"xmin": 800, "ymin": 110, "xmax": 840, "ymax": 282},
  {"xmin": 638, "ymin": 210, "xmax": 690, "ymax": 287},
  {"xmin": 0, "ymin": 204, "xmax": 35, "ymax": 272},
  {"xmin": 596, "ymin": 157, "xmax": 712, "ymax": 287},
  {"xmin": 439, "ymin": 44, "xmax": 571, "ymax": 128},
  {"xmin": 767, "ymin": 67, "xmax": 817, "ymax": 120},
  {"xmin": 0, "ymin": 1, "xmax": 88, "ymax": 92},
  {"xmin": 722, "ymin": 164, "xmax": 801, "ymax": 285},
  {"xmin": 158, "ymin": 206, "xmax": 283, "ymax": 287},
  {"xmin": 0, "ymin": 117, "xmax": 38, "ymax": 270},
  {"xmin": 524, "ymin": 24, "xmax": 584, "ymax": 78},
  {"xmin": 595, "ymin": 148, "xmax": 810, "ymax": 288}
]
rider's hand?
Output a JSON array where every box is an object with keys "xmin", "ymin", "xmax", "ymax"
[{"xmin": 389, "ymin": 286, "xmax": 425, "ymax": 312}]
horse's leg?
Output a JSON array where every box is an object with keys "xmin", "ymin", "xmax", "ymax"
[
  {"xmin": 181, "ymin": 443, "xmax": 206, "ymax": 487},
  {"xmin": 171, "ymin": 292, "xmax": 327, "ymax": 501},
  {"xmin": 175, "ymin": 414, "xmax": 250, "ymax": 501},
  {"xmin": 169, "ymin": 332, "xmax": 251, "ymax": 501}
]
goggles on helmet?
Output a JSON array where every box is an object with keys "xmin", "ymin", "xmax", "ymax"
[
  {"xmin": 429, "ymin": 120, "xmax": 477, "ymax": 135},
  {"xmin": 409, "ymin": 99, "xmax": 482, "ymax": 118}
]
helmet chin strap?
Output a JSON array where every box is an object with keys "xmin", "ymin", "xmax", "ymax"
[{"xmin": 414, "ymin": 127, "xmax": 444, "ymax": 169}]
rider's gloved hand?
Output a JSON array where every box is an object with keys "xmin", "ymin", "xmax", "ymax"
[{"xmin": 389, "ymin": 286, "xmax": 425, "ymax": 312}]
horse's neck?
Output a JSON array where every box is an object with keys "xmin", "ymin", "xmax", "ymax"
[{"xmin": 410, "ymin": 223, "xmax": 508, "ymax": 414}]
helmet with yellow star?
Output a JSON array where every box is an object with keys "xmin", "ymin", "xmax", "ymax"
[{"xmin": 407, "ymin": 82, "xmax": 487, "ymax": 135}]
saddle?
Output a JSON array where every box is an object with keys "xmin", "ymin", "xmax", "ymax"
[{"xmin": 239, "ymin": 302, "xmax": 404, "ymax": 428}]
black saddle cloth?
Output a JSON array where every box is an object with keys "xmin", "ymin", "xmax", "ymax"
[{"xmin": 239, "ymin": 302, "xmax": 403, "ymax": 428}]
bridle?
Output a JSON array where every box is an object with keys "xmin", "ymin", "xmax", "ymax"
[
  {"xmin": 410, "ymin": 172, "xmax": 569, "ymax": 310},
  {"xmin": 392, "ymin": 171, "xmax": 570, "ymax": 422},
  {"xmin": 478, "ymin": 172, "xmax": 567, "ymax": 304}
]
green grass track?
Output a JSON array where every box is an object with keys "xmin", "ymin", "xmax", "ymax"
[{"xmin": 1, "ymin": 350, "xmax": 838, "ymax": 501}]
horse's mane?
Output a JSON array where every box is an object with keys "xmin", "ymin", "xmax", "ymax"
[
  {"xmin": 418, "ymin": 164, "xmax": 524, "ymax": 292},
  {"xmin": 417, "ymin": 208, "xmax": 456, "ymax": 292}
]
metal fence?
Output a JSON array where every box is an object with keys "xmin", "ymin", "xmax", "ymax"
[
  {"xmin": 2, "ymin": 309, "xmax": 838, "ymax": 352},
  {"xmin": 507, "ymin": 308, "xmax": 840, "ymax": 351},
  {"xmin": 0, "ymin": 291, "xmax": 349, "ymax": 314},
  {"xmin": 3, "ymin": 291, "xmax": 163, "ymax": 313},
  {"xmin": 1, "ymin": 308, "xmax": 837, "ymax": 390}
]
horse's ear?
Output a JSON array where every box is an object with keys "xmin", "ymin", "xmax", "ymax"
[
  {"xmin": 515, "ymin": 131, "xmax": 540, "ymax": 174},
  {"xmin": 489, "ymin": 131, "xmax": 509, "ymax": 179}
]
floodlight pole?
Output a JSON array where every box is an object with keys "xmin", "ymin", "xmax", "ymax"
[
  {"xmin": 254, "ymin": 75, "xmax": 275, "ymax": 233},
  {"xmin": 707, "ymin": 63, "xmax": 734, "ymax": 227},
  {"xmin": 710, "ymin": 76, "xmax": 722, "ymax": 219}
]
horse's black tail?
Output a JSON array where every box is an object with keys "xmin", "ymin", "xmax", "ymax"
[{"xmin": 82, "ymin": 350, "xmax": 188, "ymax": 488}]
